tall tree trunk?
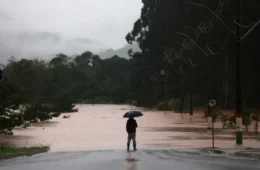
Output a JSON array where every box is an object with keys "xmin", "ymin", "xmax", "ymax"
[
  {"xmin": 223, "ymin": 55, "xmax": 229, "ymax": 109},
  {"xmin": 180, "ymin": 73, "xmax": 184, "ymax": 115},
  {"xmin": 180, "ymin": 97, "xmax": 184, "ymax": 114},
  {"xmin": 164, "ymin": 56, "xmax": 169, "ymax": 111},
  {"xmin": 189, "ymin": 91, "xmax": 193, "ymax": 122}
]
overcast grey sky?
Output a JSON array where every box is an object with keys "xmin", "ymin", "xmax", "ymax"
[
  {"xmin": 0, "ymin": 0, "xmax": 142, "ymax": 48},
  {"xmin": 0, "ymin": 0, "xmax": 142, "ymax": 62}
]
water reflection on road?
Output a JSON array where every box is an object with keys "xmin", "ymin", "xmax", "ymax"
[{"xmin": 124, "ymin": 152, "xmax": 139, "ymax": 170}]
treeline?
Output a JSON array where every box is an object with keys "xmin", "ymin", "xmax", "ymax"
[
  {"xmin": 126, "ymin": 0, "xmax": 260, "ymax": 110},
  {"xmin": 0, "ymin": 52, "xmax": 133, "ymax": 134}
]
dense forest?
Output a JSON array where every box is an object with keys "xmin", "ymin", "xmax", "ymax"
[
  {"xmin": 0, "ymin": 53, "xmax": 133, "ymax": 133},
  {"xmin": 126, "ymin": 0, "xmax": 260, "ymax": 110},
  {"xmin": 1, "ymin": 0, "xmax": 260, "ymax": 133}
]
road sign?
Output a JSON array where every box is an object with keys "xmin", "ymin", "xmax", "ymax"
[{"xmin": 208, "ymin": 99, "xmax": 216, "ymax": 107}]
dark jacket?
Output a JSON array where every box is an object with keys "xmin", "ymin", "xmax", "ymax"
[{"xmin": 126, "ymin": 118, "xmax": 138, "ymax": 133}]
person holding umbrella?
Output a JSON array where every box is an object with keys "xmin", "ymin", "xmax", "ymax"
[{"xmin": 124, "ymin": 111, "xmax": 143, "ymax": 151}]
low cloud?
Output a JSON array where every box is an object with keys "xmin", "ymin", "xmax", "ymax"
[
  {"xmin": 0, "ymin": 31, "xmax": 107, "ymax": 63},
  {"xmin": 0, "ymin": 0, "xmax": 142, "ymax": 63}
]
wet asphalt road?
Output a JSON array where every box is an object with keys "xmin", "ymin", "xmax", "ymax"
[{"xmin": 0, "ymin": 150, "xmax": 259, "ymax": 170}]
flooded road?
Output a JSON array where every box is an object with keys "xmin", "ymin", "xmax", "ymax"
[
  {"xmin": 0, "ymin": 105, "xmax": 259, "ymax": 151},
  {"xmin": 1, "ymin": 150, "xmax": 260, "ymax": 170}
]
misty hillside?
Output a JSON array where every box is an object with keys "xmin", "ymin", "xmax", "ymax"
[
  {"xmin": 0, "ymin": 31, "xmax": 140, "ymax": 64},
  {"xmin": 98, "ymin": 43, "xmax": 140, "ymax": 59},
  {"xmin": 0, "ymin": 31, "xmax": 107, "ymax": 63}
]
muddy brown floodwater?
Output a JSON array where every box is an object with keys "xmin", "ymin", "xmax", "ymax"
[{"xmin": 0, "ymin": 104, "xmax": 259, "ymax": 151}]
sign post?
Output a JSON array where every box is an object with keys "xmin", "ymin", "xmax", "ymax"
[{"xmin": 209, "ymin": 99, "xmax": 216, "ymax": 148}]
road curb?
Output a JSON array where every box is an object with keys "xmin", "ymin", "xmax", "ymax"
[
  {"xmin": 233, "ymin": 150, "xmax": 260, "ymax": 160},
  {"xmin": 174, "ymin": 148, "xmax": 260, "ymax": 160}
]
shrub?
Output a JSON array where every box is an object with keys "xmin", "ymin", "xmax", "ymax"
[
  {"xmin": 94, "ymin": 96, "xmax": 110, "ymax": 104},
  {"xmin": 168, "ymin": 99, "xmax": 181, "ymax": 111},
  {"xmin": 252, "ymin": 111, "xmax": 260, "ymax": 121},
  {"xmin": 242, "ymin": 104, "xmax": 255, "ymax": 132},
  {"xmin": 156, "ymin": 99, "xmax": 188, "ymax": 112},
  {"xmin": 131, "ymin": 100, "xmax": 137, "ymax": 106},
  {"xmin": 219, "ymin": 112, "xmax": 236, "ymax": 129},
  {"xmin": 156, "ymin": 101, "xmax": 166, "ymax": 110},
  {"xmin": 124, "ymin": 100, "xmax": 137, "ymax": 106}
]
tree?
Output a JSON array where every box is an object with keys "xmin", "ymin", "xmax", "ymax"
[
  {"xmin": 53, "ymin": 90, "xmax": 76, "ymax": 112},
  {"xmin": 0, "ymin": 77, "xmax": 24, "ymax": 134}
]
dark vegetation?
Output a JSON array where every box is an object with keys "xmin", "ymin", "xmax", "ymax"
[{"xmin": 0, "ymin": 53, "xmax": 133, "ymax": 133}]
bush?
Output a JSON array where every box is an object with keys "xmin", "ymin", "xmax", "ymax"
[
  {"xmin": 241, "ymin": 104, "xmax": 256, "ymax": 132},
  {"xmin": 80, "ymin": 98, "xmax": 115, "ymax": 104},
  {"xmin": 94, "ymin": 96, "xmax": 110, "ymax": 104},
  {"xmin": 156, "ymin": 101, "xmax": 166, "ymax": 110},
  {"xmin": 0, "ymin": 106, "xmax": 25, "ymax": 134},
  {"xmin": 156, "ymin": 99, "xmax": 189, "ymax": 112},
  {"xmin": 124, "ymin": 100, "xmax": 131, "ymax": 104},
  {"xmin": 168, "ymin": 99, "xmax": 181, "ymax": 111},
  {"xmin": 53, "ymin": 90, "xmax": 76, "ymax": 112},
  {"xmin": 80, "ymin": 99, "xmax": 94, "ymax": 104},
  {"xmin": 124, "ymin": 100, "xmax": 137, "ymax": 106},
  {"xmin": 217, "ymin": 105, "xmax": 256, "ymax": 130},
  {"xmin": 252, "ymin": 111, "xmax": 260, "ymax": 121},
  {"xmin": 108, "ymin": 100, "xmax": 115, "ymax": 104},
  {"xmin": 219, "ymin": 112, "xmax": 236, "ymax": 129},
  {"xmin": 242, "ymin": 104, "xmax": 254, "ymax": 127},
  {"xmin": 24, "ymin": 105, "xmax": 51, "ymax": 122},
  {"xmin": 131, "ymin": 100, "xmax": 137, "ymax": 106},
  {"xmin": 50, "ymin": 112, "xmax": 60, "ymax": 117}
]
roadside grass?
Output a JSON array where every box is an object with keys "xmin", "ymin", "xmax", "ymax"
[{"xmin": 0, "ymin": 145, "xmax": 49, "ymax": 159}]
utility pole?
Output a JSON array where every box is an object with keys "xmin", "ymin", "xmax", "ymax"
[{"xmin": 236, "ymin": 0, "xmax": 243, "ymax": 145}]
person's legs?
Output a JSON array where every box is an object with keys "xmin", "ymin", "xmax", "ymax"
[
  {"xmin": 127, "ymin": 134, "xmax": 131, "ymax": 151},
  {"xmin": 132, "ymin": 133, "xmax": 137, "ymax": 150}
]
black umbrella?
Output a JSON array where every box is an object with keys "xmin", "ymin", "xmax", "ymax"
[{"xmin": 123, "ymin": 111, "xmax": 143, "ymax": 118}]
